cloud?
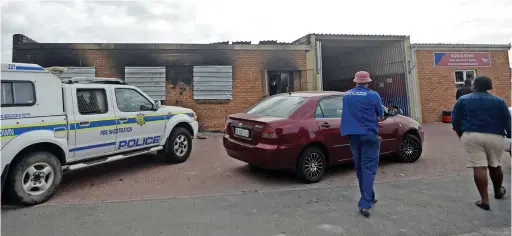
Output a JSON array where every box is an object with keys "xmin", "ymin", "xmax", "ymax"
[
  {"xmin": 1, "ymin": 0, "xmax": 231, "ymax": 62},
  {"xmin": 1, "ymin": 0, "xmax": 511, "ymax": 64}
]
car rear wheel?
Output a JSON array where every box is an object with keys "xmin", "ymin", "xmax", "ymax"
[
  {"xmin": 161, "ymin": 127, "xmax": 193, "ymax": 163},
  {"xmin": 296, "ymin": 147, "xmax": 327, "ymax": 183},
  {"xmin": 397, "ymin": 134, "xmax": 422, "ymax": 163},
  {"xmin": 7, "ymin": 151, "xmax": 63, "ymax": 205}
]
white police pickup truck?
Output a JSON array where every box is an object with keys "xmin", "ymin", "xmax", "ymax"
[{"xmin": 1, "ymin": 63, "xmax": 198, "ymax": 205}]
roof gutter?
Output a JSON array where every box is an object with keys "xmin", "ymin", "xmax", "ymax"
[{"xmin": 412, "ymin": 43, "xmax": 511, "ymax": 51}]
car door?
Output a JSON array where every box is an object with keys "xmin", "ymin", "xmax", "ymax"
[
  {"xmin": 70, "ymin": 85, "xmax": 117, "ymax": 160},
  {"xmin": 378, "ymin": 107, "xmax": 400, "ymax": 154},
  {"xmin": 113, "ymin": 86, "xmax": 164, "ymax": 152},
  {"xmin": 314, "ymin": 95, "xmax": 352, "ymax": 163}
]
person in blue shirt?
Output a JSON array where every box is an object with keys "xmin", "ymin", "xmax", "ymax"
[
  {"xmin": 341, "ymin": 71, "xmax": 384, "ymax": 217},
  {"xmin": 452, "ymin": 75, "xmax": 511, "ymax": 211}
]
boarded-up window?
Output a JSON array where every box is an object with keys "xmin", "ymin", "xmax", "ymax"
[
  {"xmin": 59, "ymin": 67, "xmax": 96, "ymax": 80},
  {"xmin": 193, "ymin": 66, "xmax": 233, "ymax": 100},
  {"xmin": 124, "ymin": 67, "xmax": 166, "ymax": 101}
]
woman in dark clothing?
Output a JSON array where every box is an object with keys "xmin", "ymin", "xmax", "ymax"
[
  {"xmin": 456, "ymin": 79, "xmax": 473, "ymax": 100},
  {"xmin": 451, "ymin": 76, "xmax": 511, "ymax": 211}
]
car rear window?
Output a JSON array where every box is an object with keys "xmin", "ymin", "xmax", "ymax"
[{"xmin": 247, "ymin": 95, "xmax": 307, "ymax": 118}]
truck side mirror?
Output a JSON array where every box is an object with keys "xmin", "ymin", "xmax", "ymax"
[{"xmin": 153, "ymin": 100, "xmax": 161, "ymax": 110}]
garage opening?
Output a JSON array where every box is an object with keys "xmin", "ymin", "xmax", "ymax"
[{"xmin": 319, "ymin": 38, "xmax": 410, "ymax": 116}]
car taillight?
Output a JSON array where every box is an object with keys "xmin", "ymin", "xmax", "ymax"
[
  {"xmin": 262, "ymin": 127, "xmax": 278, "ymax": 139},
  {"xmin": 224, "ymin": 118, "xmax": 230, "ymax": 133}
]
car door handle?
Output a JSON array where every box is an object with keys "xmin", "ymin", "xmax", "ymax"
[
  {"xmin": 119, "ymin": 117, "xmax": 128, "ymax": 122},
  {"xmin": 79, "ymin": 121, "xmax": 90, "ymax": 126},
  {"xmin": 320, "ymin": 123, "xmax": 331, "ymax": 128}
]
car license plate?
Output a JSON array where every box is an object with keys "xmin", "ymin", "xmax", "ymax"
[{"xmin": 234, "ymin": 127, "xmax": 250, "ymax": 138}]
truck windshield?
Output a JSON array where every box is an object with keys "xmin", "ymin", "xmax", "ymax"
[{"xmin": 246, "ymin": 95, "xmax": 307, "ymax": 118}]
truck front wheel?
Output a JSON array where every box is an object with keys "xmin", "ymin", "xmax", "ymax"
[
  {"xmin": 161, "ymin": 127, "xmax": 193, "ymax": 163},
  {"xmin": 7, "ymin": 151, "xmax": 63, "ymax": 205}
]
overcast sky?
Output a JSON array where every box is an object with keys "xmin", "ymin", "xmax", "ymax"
[{"xmin": 1, "ymin": 0, "xmax": 511, "ymax": 64}]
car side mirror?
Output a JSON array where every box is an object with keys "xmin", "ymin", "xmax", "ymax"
[
  {"xmin": 153, "ymin": 100, "xmax": 161, "ymax": 110},
  {"xmin": 140, "ymin": 104, "xmax": 152, "ymax": 111},
  {"xmin": 387, "ymin": 108, "xmax": 399, "ymax": 116}
]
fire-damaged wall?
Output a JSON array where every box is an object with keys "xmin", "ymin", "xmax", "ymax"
[{"xmin": 12, "ymin": 34, "xmax": 309, "ymax": 130}]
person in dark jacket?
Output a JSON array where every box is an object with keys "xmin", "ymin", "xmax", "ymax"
[
  {"xmin": 341, "ymin": 71, "xmax": 384, "ymax": 217},
  {"xmin": 456, "ymin": 79, "xmax": 473, "ymax": 100},
  {"xmin": 452, "ymin": 76, "xmax": 511, "ymax": 211}
]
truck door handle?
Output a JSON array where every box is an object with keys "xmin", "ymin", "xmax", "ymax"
[
  {"xmin": 320, "ymin": 123, "xmax": 331, "ymax": 128},
  {"xmin": 79, "ymin": 121, "xmax": 90, "ymax": 126},
  {"xmin": 119, "ymin": 117, "xmax": 128, "ymax": 122}
]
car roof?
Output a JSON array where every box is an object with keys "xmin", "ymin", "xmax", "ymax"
[{"xmin": 277, "ymin": 91, "xmax": 345, "ymax": 98}]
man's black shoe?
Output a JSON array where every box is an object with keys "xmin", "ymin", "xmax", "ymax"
[{"xmin": 359, "ymin": 208, "xmax": 370, "ymax": 217}]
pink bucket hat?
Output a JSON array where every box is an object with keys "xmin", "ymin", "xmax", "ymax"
[{"xmin": 353, "ymin": 71, "xmax": 372, "ymax": 83}]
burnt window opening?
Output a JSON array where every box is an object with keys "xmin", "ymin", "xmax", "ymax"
[
  {"xmin": 267, "ymin": 71, "xmax": 294, "ymax": 96},
  {"xmin": 166, "ymin": 65, "xmax": 193, "ymax": 86}
]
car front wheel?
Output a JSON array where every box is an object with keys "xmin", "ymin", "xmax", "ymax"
[
  {"xmin": 296, "ymin": 147, "xmax": 327, "ymax": 183},
  {"xmin": 397, "ymin": 134, "xmax": 422, "ymax": 163}
]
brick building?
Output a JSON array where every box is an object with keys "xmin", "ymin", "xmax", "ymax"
[
  {"xmin": 11, "ymin": 34, "xmax": 512, "ymax": 128},
  {"xmin": 12, "ymin": 34, "xmax": 309, "ymax": 130},
  {"xmin": 411, "ymin": 44, "xmax": 511, "ymax": 123}
]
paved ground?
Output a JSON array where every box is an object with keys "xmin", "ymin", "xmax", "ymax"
[
  {"xmin": 453, "ymin": 227, "xmax": 510, "ymax": 236},
  {"xmin": 2, "ymin": 174, "xmax": 510, "ymax": 236},
  {"xmin": 9, "ymin": 123, "xmax": 506, "ymax": 205}
]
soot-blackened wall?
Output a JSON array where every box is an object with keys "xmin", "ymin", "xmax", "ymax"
[{"xmin": 13, "ymin": 35, "xmax": 308, "ymax": 130}]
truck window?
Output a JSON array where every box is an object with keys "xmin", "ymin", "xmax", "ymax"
[
  {"xmin": 76, "ymin": 88, "xmax": 108, "ymax": 115},
  {"xmin": 1, "ymin": 81, "xmax": 36, "ymax": 107},
  {"xmin": 115, "ymin": 88, "xmax": 153, "ymax": 112}
]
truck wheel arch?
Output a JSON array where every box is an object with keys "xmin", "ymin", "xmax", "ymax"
[
  {"xmin": 12, "ymin": 142, "xmax": 66, "ymax": 166},
  {"xmin": 2, "ymin": 131, "xmax": 68, "ymax": 169},
  {"xmin": 161, "ymin": 115, "xmax": 194, "ymax": 145}
]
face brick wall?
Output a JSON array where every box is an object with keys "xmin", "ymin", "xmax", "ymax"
[
  {"xmin": 165, "ymin": 51, "xmax": 307, "ymax": 130},
  {"xmin": 13, "ymin": 47, "xmax": 307, "ymax": 130},
  {"xmin": 415, "ymin": 49, "xmax": 511, "ymax": 123}
]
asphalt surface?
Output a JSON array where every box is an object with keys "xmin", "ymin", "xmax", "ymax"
[{"xmin": 2, "ymin": 173, "xmax": 511, "ymax": 236}]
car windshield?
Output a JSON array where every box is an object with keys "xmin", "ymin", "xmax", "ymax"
[{"xmin": 247, "ymin": 95, "xmax": 307, "ymax": 118}]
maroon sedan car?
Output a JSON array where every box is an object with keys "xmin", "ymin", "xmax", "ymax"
[{"xmin": 223, "ymin": 91, "xmax": 424, "ymax": 183}]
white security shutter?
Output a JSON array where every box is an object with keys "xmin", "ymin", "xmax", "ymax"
[{"xmin": 124, "ymin": 67, "xmax": 166, "ymax": 101}]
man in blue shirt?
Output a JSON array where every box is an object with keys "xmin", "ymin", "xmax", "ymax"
[
  {"xmin": 341, "ymin": 71, "xmax": 384, "ymax": 217},
  {"xmin": 452, "ymin": 76, "xmax": 511, "ymax": 211}
]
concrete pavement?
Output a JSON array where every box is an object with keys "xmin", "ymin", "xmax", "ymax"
[
  {"xmin": 38, "ymin": 123, "xmax": 510, "ymax": 205},
  {"xmin": 451, "ymin": 227, "xmax": 510, "ymax": 236},
  {"xmin": 2, "ymin": 173, "xmax": 510, "ymax": 236}
]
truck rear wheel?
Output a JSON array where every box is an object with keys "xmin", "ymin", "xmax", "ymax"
[
  {"xmin": 7, "ymin": 151, "xmax": 63, "ymax": 205},
  {"xmin": 161, "ymin": 127, "xmax": 193, "ymax": 163}
]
